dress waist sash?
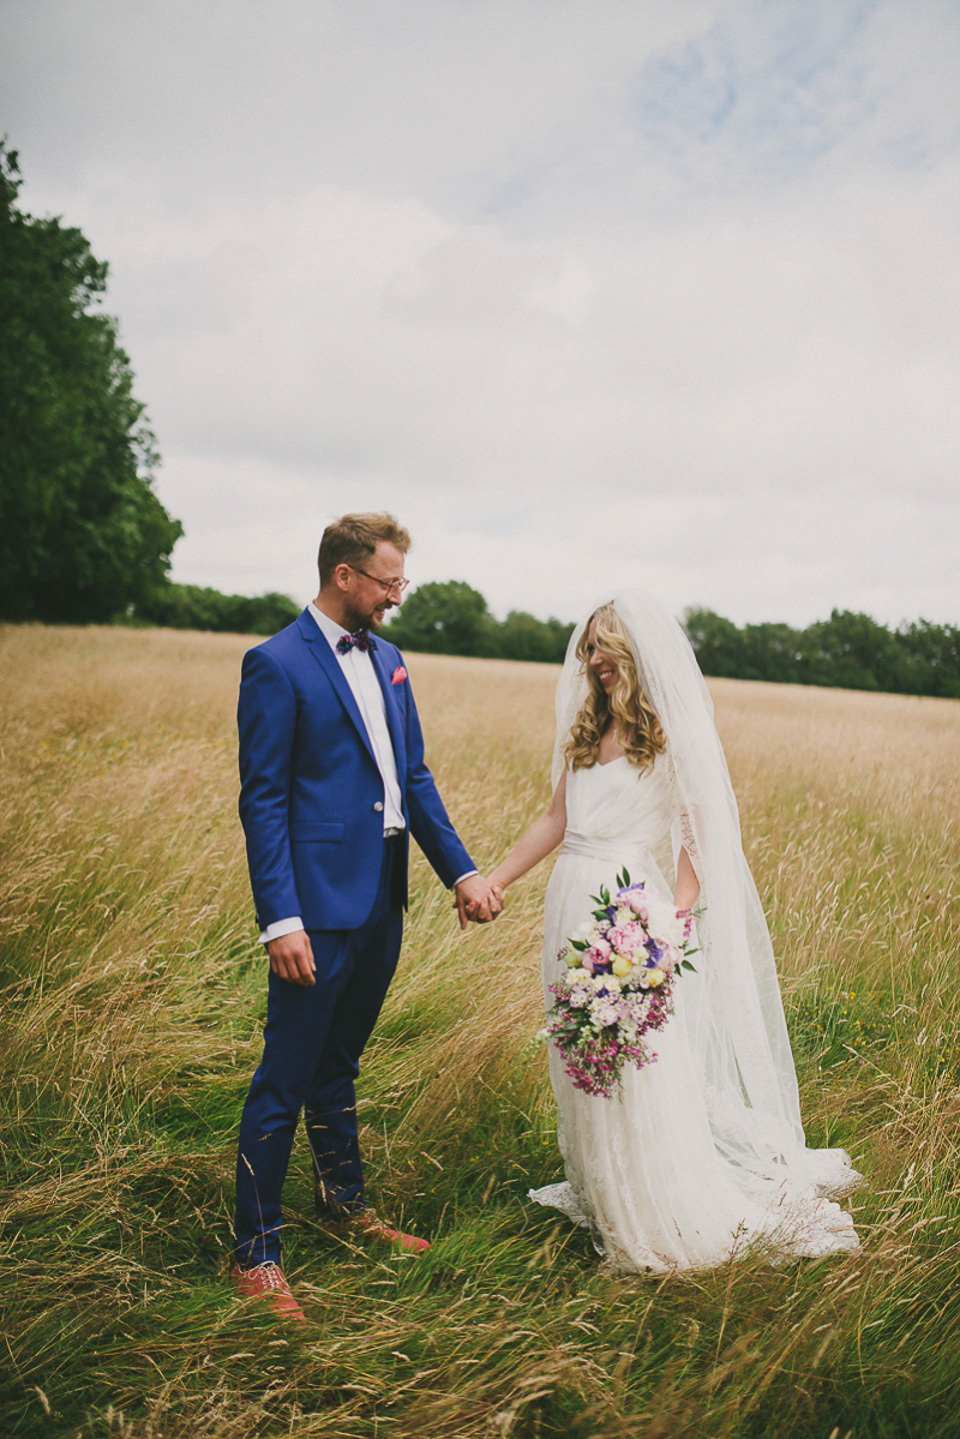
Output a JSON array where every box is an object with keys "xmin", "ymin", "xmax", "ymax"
[{"xmin": 561, "ymin": 830, "xmax": 656, "ymax": 864}]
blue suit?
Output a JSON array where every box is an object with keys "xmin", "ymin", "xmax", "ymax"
[{"xmin": 234, "ymin": 609, "xmax": 473, "ymax": 1264}]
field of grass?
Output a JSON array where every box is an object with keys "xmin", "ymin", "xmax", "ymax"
[{"xmin": 1, "ymin": 623, "xmax": 959, "ymax": 1438}]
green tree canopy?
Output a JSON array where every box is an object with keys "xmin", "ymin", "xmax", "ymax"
[
  {"xmin": 798, "ymin": 609, "xmax": 900, "ymax": 692},
  {"xmin": 683, "ymin": 607, "xmax": 745, "ymax": 678},
  {"xmin": 499, "ymin": 609, "xmax": 575, "ymax": 663},
  {"xmin": 739, "ymin": 621, "xmax": 802, "ymax": 684},
  {"xmin": 0, "ymin": 141, "xmax": 182, "ymax": 622},
  {"xmin": 895, "ymin": 619, "xmax": 960, "ymax": 699},
  {"xmin": 685, "ymin": 604, "xmax": 960, "ymax": 698},
  {"xmin": 136, "ymin": 583, "xmax": 299, "ymax": 636},
  {"xmin": 384, "ymin": 580, "xmax": 496, "ymax": 656}
]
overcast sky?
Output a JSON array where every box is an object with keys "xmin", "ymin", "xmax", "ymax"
[{"xmin": 4, "ymin": 0, "xmax": 959, "ymax": 626}]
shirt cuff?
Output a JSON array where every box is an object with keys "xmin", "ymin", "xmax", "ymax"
[
  {"xmin": 452, "ymin": 869, "xmax": 479, "ymax": 889},
  {"xmin": 260, "ymin": 916, "xmax": 305, "ymax": 945}
]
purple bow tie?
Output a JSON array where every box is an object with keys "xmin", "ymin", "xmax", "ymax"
[{"xmin": 336, "ymin": 629, "xmax": 377, "ymax": 655}]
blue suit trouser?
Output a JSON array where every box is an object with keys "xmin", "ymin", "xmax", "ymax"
[{"xmin": 234, "ymin": 836, "xmax": 404, "ymax": 1266}]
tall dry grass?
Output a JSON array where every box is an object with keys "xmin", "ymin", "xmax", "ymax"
[{"xmin": 1, "ymin": 624, "xmax": 959, "ymax": 1438}]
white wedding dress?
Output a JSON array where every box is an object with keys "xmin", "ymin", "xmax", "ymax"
[{"xmin": 530, "ymin": 752, "xmax": 861, "ymax": 1272}]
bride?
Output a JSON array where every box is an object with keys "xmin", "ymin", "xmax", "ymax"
[{"xmin": 486, "ymin": 591, "xmax": 861, "ymax": 1272}]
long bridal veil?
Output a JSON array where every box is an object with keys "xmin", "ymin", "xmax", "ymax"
[{"xmin": 552, "ymin": 589, "xmax": 861, "ymax": 1203}]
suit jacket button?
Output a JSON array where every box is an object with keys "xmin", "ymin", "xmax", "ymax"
[{"xmin": 373, "ymin": 801, "xmax": 384, "ymax": 812}]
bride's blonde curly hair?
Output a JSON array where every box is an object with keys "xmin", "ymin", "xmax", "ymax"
[{"xmin": 564, "ymin": 603, "xmax": 666, "ymax": 773}]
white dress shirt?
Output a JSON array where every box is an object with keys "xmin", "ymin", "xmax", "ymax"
[
  {"xmin": 309, "ymin": 603, "xmax": 406, "ymax": 831},
  {"xmin": 261, "ymin": 603, "xmax": 474, "ymax": 943}
]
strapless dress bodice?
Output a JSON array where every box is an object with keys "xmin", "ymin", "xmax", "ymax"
[{"xmin": 561, "ymin": 752, "xmax": 675, "ymax": 866}]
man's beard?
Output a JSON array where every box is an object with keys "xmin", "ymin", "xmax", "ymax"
[{"xmin": 343, "ymin": 599, "xmax": 390, "ymax": 633}]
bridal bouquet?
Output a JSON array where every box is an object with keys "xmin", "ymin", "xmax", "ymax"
[{"xmin": 542, "ymin": 869, "xmax": 697, "ymax": 1099}]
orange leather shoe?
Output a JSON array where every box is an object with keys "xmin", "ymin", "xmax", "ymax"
[
  {"xmin": 231, "ymin": 1261, "xmax": 306, "ymax": 1322},
  {"xmin": 347, "ymin": 1209, "xmax": 431, "ymax": 1254}
]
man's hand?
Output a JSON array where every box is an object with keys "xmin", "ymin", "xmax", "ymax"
[
  {"xmin": 267, "ymin": 929, "xmax": 316, "ymax": 986},
  {"xmin": 454, "ymin": 874, "xmax": 504, "ymax": 930}
]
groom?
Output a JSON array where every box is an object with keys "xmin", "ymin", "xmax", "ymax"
[{"xmin": 233, "ymin": 512, "xmax": 499, "ymax": 1319}]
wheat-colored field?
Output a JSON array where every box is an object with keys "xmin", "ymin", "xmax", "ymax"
[{"xmin": 2, "ymin": 623, "xmax": 959, "ymax": 1439}]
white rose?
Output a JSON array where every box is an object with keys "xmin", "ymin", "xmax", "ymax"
[
  {"xmin": 645, "ymin": 895, "xmax": 685, "ymax": 947},
  {"xmin": 572, "ymin": 920, "xmax": 599, "ymax": 945}
]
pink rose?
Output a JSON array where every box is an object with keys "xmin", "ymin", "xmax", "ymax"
[
  {"xmin": 608, "ymin": 924, "xmax": 644, "ymax": 958},
  {"xmin": 660, "ymin": 945, "xmax": 680, "ymax": 974},
  {"xmin": 625, "ymin": 891, "xmax": 649, "ymax": 923}
]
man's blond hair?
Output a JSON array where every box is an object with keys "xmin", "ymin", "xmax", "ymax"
[{"xmin": 318, "ymin": 512, "xmax": 411, "ymax": 586}]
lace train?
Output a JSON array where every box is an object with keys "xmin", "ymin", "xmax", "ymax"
[{"xmin": 528, "ymin": 1175, "xmax": 861, "ymax": 1271}]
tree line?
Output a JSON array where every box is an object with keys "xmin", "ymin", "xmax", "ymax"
[
  {"xmin": 134, "ymin": 583, "xmax": 300, "ymax": 637},
  {"xmin": 382, "ymin": 588, "xmax": 959, "ymax": 697},
  {"xmin": 143, "ymin": 580, "xmax": 960, "ymax": 702},
  {"xmin": 684, "ymin": 607, "xmax": 960, "ymax": 699}
]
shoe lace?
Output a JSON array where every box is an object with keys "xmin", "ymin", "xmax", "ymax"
[{"xmin": 253, "ymin": 1263, "xmax": 287, "ymax": 1291}]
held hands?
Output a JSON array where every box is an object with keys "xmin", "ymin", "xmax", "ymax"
[
  {"xmin": 454, "ymin": 874, "xmax": 504, "ymax": 930},
  {"xmin": 474, "ymin": 881, "xmax": 504, "ymax": 923}
]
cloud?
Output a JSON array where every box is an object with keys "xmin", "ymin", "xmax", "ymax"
[{"xmin": 3, "ymin": 0, "xmax": 959, "ymax": 626}]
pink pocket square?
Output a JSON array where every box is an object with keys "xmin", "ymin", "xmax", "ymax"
[{"xmin": 391, "ymin": 666, "xmax": 407, "ymax": 685}]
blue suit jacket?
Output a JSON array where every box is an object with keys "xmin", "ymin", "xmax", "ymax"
[{"xmin": 238, "ymin": 610, "xmax": 474, "ymax": 932}]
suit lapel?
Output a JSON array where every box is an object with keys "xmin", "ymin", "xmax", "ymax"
[{"xmin": 296, "ymin": 611, "xmax": 377, "ymax": 766}]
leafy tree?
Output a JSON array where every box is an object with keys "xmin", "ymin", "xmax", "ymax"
[
  {"xmin": 0, "ymin": 141, "xmax": 182, "ymax": 622},
  {"xmin": 740, "ymin": 621, "xmax": 802, "ymax": 684},
  {"xmin": 499, "ymin": 610, "xmax": 575, "ymax": 663},
  {"xmin": 798, "ymin": 609, "xmax": 898, "ymax": 691},
  {"xmin": 683, "ymin": 607, "xmax": 746, "ymax": 678},
  {"xmin": 892, "ymin": 620, "xmax": 960, "ymax": 699},
  {"xmin": 384, "ymin": 580, "xmax": 496, "ymax": 656}
]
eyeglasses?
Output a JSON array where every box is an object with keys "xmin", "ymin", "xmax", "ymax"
[{"xmin": 349, "ymin": 565, "xmax": 409, "ymax": 598}]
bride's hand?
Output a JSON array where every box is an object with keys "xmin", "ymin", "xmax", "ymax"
[
  {"xmin": 454, "ymin": 876, "xmax": 504, "ymax": 925},
  {"xmin": 480, "ymin": 881, "xmax": 505, "ymax": 921},
  {"xmin": 468, "ymin": 881, "xmax": 504, "ymax": 923}
]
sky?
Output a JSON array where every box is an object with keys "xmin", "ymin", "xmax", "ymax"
[{"xmin": 3, "ymin": 0, "xmax": 959, "ymax": 628}]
